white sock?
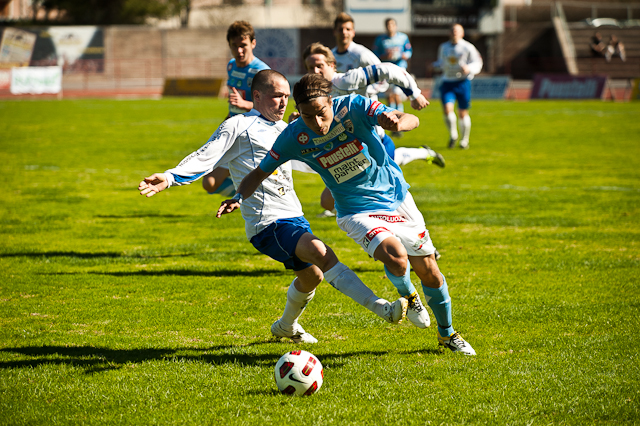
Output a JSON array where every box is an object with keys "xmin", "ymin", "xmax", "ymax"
[
  {"xmin": 324, "ymin": 262, "xmax": 388, "ymax": 318},
  {"xmin": 279, "ymin": 278, "xmax": 315, "ymax": 329},
  {"xmin": 459, "ymin": 115, "xmax": 471, "ymax": 145},
  {"xmin": 393, "ymin": 147, "xmax": 428, "ymax": 166},
  {"xmin": 445, "ymin": 112, "xmax": 458, "ymax": 140}
]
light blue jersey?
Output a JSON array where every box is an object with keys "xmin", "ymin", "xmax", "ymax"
[
  {"xmin": 373, "ymin": 32, "xmax": 412, "ymax": 69},
  {"xmin": 260, "ymin": 94, "xmax": 409, "ymax": 217},
  {"xmin": 226, "ymin": 57, "xmax": 270, "ymax": 116}
]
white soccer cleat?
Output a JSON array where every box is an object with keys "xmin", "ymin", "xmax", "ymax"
[
  {"xmin": 438, "ymin": 331, "xmax": 476, "ymax": 355},
  {"xmin": 381, "ymin": 298, "xmax": 408, "ymax": 324},
  {"xmin": 271, "ymin": 319, "xmax": 318, "ymax": 344},
  {"xmin": 405, "ymin": 292, "xmax": 430, "ymax": 329}
]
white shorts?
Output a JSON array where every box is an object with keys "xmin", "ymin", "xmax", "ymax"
[{"xmin": 336, "ymin": 191, "xmax": 435, "ymax": 259}]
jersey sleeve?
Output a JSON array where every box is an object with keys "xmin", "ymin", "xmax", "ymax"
[
  {"xmin": 164, "ymin": 119, "xmax": 240, "ymax": 187},
  {"xmin": 258, "ymin": 131, "xmax": 293, "ymax": 175},
  {"xmin": 402, "ymin": 35, "xmax": 413, "ymax": 60},
  {"xmin": 358, "ymin": 46, "xmax": 382, "ymax": 67},
  {"xmin": 466, "ymin": 43, "xmax": 483, "ymax": 76},
  {"xmin": 338, "ymin": 63, "xmax": 421, "ymax": 99},
  {"xmin": 352, "ymin": 94, "xmax": 394, "ymax": 128},
  {"xmin": 432, "ymin": 43, "xmax": 444, "ymax": 70}
]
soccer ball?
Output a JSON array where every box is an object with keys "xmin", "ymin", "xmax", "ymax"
[{"xmin": 274, "ymin": 350, "xmax": 324, "ymax": 396}]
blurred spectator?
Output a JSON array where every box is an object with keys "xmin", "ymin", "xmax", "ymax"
[
  {"xmin": 589, "ymin": 32, "xmax": 607, "ymax": 58},
  {"xmin": 605, "ymin": 34, "xmax": 626, "ymax": 62}
]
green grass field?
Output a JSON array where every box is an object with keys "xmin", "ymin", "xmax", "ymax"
[{"xmin": 1, "ymin": 97, "xmax": 639, "ymax": 425}]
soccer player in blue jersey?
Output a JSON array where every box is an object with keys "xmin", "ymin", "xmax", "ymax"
[
  {"xmin": 374, "ymin": 18, "xmax": 413, "ymax": 118},
  {"xmin": 140, "ymin": 70, "xmax": 408, "ymax": 344},
  {"xmin": 202, "ymin": 20, "xmax": 271, "ymax": 198},
  {"xmin": 219, "ymin": 74, "xmax": 476, "ymax": 355}
]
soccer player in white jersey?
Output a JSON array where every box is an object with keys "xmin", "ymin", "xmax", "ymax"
[
  {"xmin": 432, "ymin": 24, "xmax": 483, "ymax": 149},
  {"xmin": 220, "ymin": 74, "xmax": 476, "ymax": 355},
  {"xmin": 139, "ymin": 70, "xmax": 408, "ymax": 344}
]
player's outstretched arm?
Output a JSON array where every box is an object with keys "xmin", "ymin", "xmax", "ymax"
[
  {"xmin": 377, "ymin": 111, "xmax": 419, "ymax": 133},
  {"xmin": 216, "ymin": 166, "xmax": 271, "ymax": 217},
  {"xmin": 139, "ymin": 173, "xmax": 168, "ymax": 198}
]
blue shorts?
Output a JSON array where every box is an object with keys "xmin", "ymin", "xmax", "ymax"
[
  {"xmin": 440, "ymin": 79, "xmax": 471, "ymax": 110},
  {"xmin": 250, "ymin": 217, "xmax": 313, "ymax": 271}
]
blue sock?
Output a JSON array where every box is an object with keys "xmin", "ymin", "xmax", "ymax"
[
  {"xmin": 389, "ymin": 102, "xmax": 397, "ymax": 110},
  {"xmin": 422, "ymin": 274, "xmax": 454, "ymax": 337},
  {"xmin": 396, "ymin": 103, "xmax": 404, "ymax": 113},
  {"xmin": 384, "ymin": 265, "xmax": 416, "ymax": 297}
]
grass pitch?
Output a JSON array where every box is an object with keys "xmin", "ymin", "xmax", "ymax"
[{"xmin": 0, "ymin": 97, "xmax": 639, "ymax": 425}]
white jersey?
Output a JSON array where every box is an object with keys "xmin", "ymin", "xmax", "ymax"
[
  {"xmin": 433, "ymin": 39, "xmax": 483, "ymax": 82},
  {"xmin": 332, "ymin": 42, "xmax": 388, "ymax": 98},
  {"xmin": 163, "ymin": 110, "xmax": 303, "ymax": 240},
  {"xmin": 331, "ymin": 62, "xmax": 421, "ymax": 100}
]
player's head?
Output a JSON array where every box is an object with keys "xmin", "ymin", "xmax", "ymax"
[
  {"xmin": 333, "ymin": 12, "xmax": 355, "ymax": 51},
  {"xmin": 303, "ymin": 43, "xmax": 336, "ymax": 80},
  {"xmin": 251, "ymin": 70, "xmax": 290, "ymax": 122},
  {"xmin": 293, "ymin": 74, "xmax": 334, "ymax": 135},
  {"xmin": 385, "ymin": 18, "xmax": 397, "ymax": 36},
  {"xmin": 227, "ymin": 20, "xmax": 256, "ymax": 67},
  {"xmin": 450, "ymin": 23, "xmax": 464, "ymax": 44}
]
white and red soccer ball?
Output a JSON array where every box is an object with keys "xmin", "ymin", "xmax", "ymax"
[{"xmin": 274, "ymin": 350, "xmax": 323, "ymax": 396}]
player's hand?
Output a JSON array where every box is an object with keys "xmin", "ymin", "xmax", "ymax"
[
  {"xmin": 288, "ymin": 111, "xmax": 300, "ymax": 123},
  {"xmin": 139, "ymin": 173, "xmax": 168, "ymax": 197},
  {"xmin": 217, "ymin": 199, "xmax": 241, "ymax": 218},
  {"xmin": 461, "ymin": 64, "xmax": 470, "ymax": 75},
  {"xmin": 410, "ymin": 94, "xmax": 429, "ymax": 111},
  {"xmin": 377, "ymin": 111, "xmax": 400, "ymax": 131},
  {"xmin": 228, "ymin": 87, "xmax": 247, "ymax": 109}
]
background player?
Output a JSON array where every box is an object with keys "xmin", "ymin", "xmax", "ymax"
[
  {"xmin": 139, "ymin": 70, "xmax": 407, "ymax": 344},
  {"xmin": 432, "ymin": 23, "xmax": 483, "ymax": 149},
  {"xmin": 221, "ymin": 74, "xmax": 476, "ymax": 355},
  {"xmin": 374, "ymin": 18, "xmax": 413, "ymax": 128},
  {"xmin": 201, "ymin": 20, "xmax": 271, "ymax": 198}
]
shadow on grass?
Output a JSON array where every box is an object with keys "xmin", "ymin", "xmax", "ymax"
[
  {"xmin": 45, "ymin": 268, "xmax": 284, "ymax": 277},
  {"xmin": 0, "ymin": 344, "xmax": 398, "ymax": 373},
  {"xmin": 0, "ymin": 251, "xmax": 193, "ymax": 259}
]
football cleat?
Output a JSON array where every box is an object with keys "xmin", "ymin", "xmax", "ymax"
[
  {"xmin": 438, "ymin": 331, "xmax": 476, "ymax": 355},
  {"xmin": 316, "ymin": 209, "xmax": 336, "ymax": 218},
  {"xmin": 382, "ymin": 298, "xmax": 408, "ymax": 324},
  {"xmin": 421, "ymin": 145, "xmax": 445, "ymax": 168},
  {"xmin": 434, "ymin": 249, "xmax": 441, "ymax": 261},
  {"xmin": 391, "ymin": 131, "xmax": 403, "ymax": 139},
  {"xmin": 271, "ymin": 319, "xmax": 318, "ymax": 344},
  {"xmin": 405, "ymin": 292, "xmax": 430, "ymax": 328},
  {"xmin": 448, "ymin": 137, "xmax": 457, "ymax": 149},
  {"xmin": 459, "ymin": 140, "xmax": 469, "ymax": 150}
]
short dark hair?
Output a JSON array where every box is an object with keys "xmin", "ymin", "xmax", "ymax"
[
  {"xmin": 385, "ymin": 18, "xmax": 396, "ymax": 26},
  {"xmin": 227, "ymin": 20, "xmax": 255, "ymax": 43},
  {"xmin": 251, "ymin": 69, "xmax": 287, "ymax": 97},
  {"xmin": 293, "ymin": 74, "xmax": 333, "ymax": 107},
  {"xmin": 334, "ymin": 12, "xmax": 354, "ymax": 29}
]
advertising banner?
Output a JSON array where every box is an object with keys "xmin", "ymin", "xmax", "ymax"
[
  {"xmin": 431, "ymin": 76, "xmax": 511, "ymax": 99},
  {"xmin": 0, "ymin": 69, "xmax": 10, "ymax": 89},
  {"xmin": 0, "ymin": 27, "xmax": 37, "ymax": 68},
  {"xmin": 10, "ymin": 66, "xmax": 62, "ymax": 94},
  {"xmin": 631, "ymin": 78, "xmax": 640, "ymax": 102},
  {"xmin": 0, "ymin": 26, "xmax": 104, "ymax": 72},
  {"xmin": 530, "ymin": 74, "xmax": 607, "ymax": 99},
  {"xmin": 163, "ymin": 78, "xmax": 225, "ymax": 97}
]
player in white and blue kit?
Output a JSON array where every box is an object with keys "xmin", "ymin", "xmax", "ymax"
[
  {"xmin": 432, "ymin": 23, "xmax": 483, "ymax": 149},
  {"xmin": 140, "ymin": 70, "xmax": 407, "ymax": 344},
  {"xmin": 373, "ymin": 18, "xmax": 413, "ymax": 115},
  {"xmin": 202, "ymin": 21, "xmax": 271, "ymax": 199},
  {"xmin": 222, "ymin": 74, "xmax": 476, "ymax": 355}
]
